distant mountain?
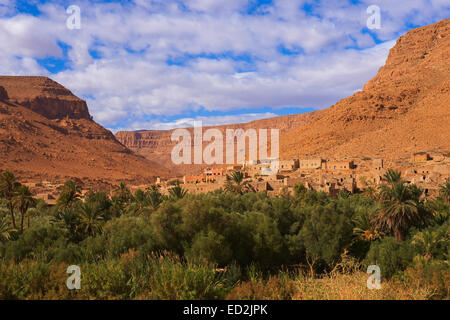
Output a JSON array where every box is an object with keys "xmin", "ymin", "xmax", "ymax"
[
  {"xmin": 0, "ymin": 76, "xmax": 168, "ymax": 186},
  {"xmin": 116, "ymin": 112, "xmax": 318, "ymax": 175}
]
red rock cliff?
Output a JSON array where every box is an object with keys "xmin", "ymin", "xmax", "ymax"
[{"xmin": 0, "ymin": 76, "xmax": 91, "ymax": 120}]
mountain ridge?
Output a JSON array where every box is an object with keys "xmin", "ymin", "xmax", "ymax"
[
  {"xmin": 0, "ymin": 76, "xmax": 169, "ymax": 186},
  {"xmin": 117, "ymin": 19, "xmax": 450, "ymax": 172}
]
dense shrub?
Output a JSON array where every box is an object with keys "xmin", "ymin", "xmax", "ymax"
[
  {"xmin": 142, "ymin": 252, "xmax": 239, "ymax": 300},
  {"xmin": 0, "ymin": 175, "xmax": 448, "ymax": 300},
  {"xmin": 400, "ymin": 256, "xmax": 449, "ymax": 299},
  {"xmin": 365, "ymin": 237, "xmax": 416, "ymax": 278}
]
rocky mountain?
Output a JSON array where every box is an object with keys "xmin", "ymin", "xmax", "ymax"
[
  {"xmin": 281, "ymin": 18, "xmax": 450, "ymax": 162},
  {"xmin": 0, "ymin": 76, "xmax": 168, "ymax": 187},
  {"xmin": 118, "ymin": 19, "xmax": 450, "ymax": 171},
  {"xmin": 2, "ymin": 19, "xmax": 448, "ymax": 184}
]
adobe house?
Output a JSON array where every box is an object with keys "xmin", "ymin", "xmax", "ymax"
[
  {"xmin": 184, "ymin": 168, "xmax": 225, "ymax": 184},
  {"xmin": 184, "ymin": 174, "xmax": 204, "ymax": 184},
  {"xmin": 326, "ymin": 160, "xmax": 355, "ymax": 171},
  {"xmin": 35, "ymin": 193, "xmax": 56, "ymax": 205},
  {"xmin": 409, "ymin": 152, "xmax": 431, "ymax": 163},
  {"xmin": 299, "ymin": 159, "xmax": 323, "ymax": 169},
  {"xmin": 279, "ymin": 159, "xmax": 299, "ymax": 171},
  {"xmin": 204, "ymin": 168, "xmax": 224, "ymax": 179}
]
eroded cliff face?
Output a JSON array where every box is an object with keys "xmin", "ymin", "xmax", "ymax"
[
  {"xmin": 0, "ymin": 76, "xmax": 169, "ymax": 186},
  {"xmin": 117, "ymin": 19, "xmax": 450, "ymax": 172},
  {"xmin": 0, "ymin": 76, "xmax": 91, "ymax": 120},
  {"xmin": 0, "ymin": 86, "xmax": 8, "ymax": 100},
  {"xmin": 281, "ymin": 18, "xmax": 450, "ymax": 161}
]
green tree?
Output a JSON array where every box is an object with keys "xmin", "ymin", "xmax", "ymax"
[
  {"xmin": 78, "ymin": 202, "xmax": 104, "ymax": 237},
  {"xmin": 225, "ymin": 171, "xmax": 250, "ymax": 194},
  {"xmin": 0, "ymin": 170, "xmax": 20, "ymax": 229},
  {"xmin": 52, "ymin": 207, "xmax": 82, "ymax": 241},
  {"xmin": 168, "ymin": 182, "xmax": 188, "ymax": 199},
  {"xmin": 0, "ymin": 216, "xmax": 15, "ymax": 241},
  {"xmin": 383, "ymin": 169, "xmax": 403, "ymax": 184},
  {"xmin": 126, "ymin": 189, "xmax": 152, "ymax": 216},
  {"xmin": 113, "ymin": 183, "xmax": 132, "ymax": 204},
  {"xmin": 365, "ymin": 236, "xmax": 415, "ymax": 278},
  {"xmin": 147, "ymin": 185, "xmax": 164, "ymax": 211},
  {"xmin": 353, "ymin": 210, "xmax": 380, "ymax": 241},
  {"xmin": 298, "ymin": 203, "xmax": 354, "ymax": 268},
  {"xmin": 411, "ymin": 228, "xmax": 448, "ymax": 260},
  {"xmin": 363, "ymin": 186, "xmax": 377, "ymax": 200},
  {"xmin": 13, "ymin": 185, "xmax": 35, "ymax": 232},
  {"xmin": 439, "ymin": 182, "xmax": 450, "ymax": 203},
  {"xmin": 57, "ymin": 179, "xmax": 82, "ymax": 209},
  {"xmin": 374, "ymin": 183, "xmax": 424, "ymax": 242}
]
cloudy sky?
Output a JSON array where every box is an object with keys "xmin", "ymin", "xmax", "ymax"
[{"xmin": 0, "ymin": 0, "xmax": 448, "ymax": 131}]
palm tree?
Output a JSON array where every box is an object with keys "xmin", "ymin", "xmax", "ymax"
[
  {"xmin": 439, "ymin": 182, "xmax": 450, "ymax": 203},
  {"xmin": 0, "ymin": 170, "xmax": 20, "ymax": 229},
  {"xmin": 225, "ymin": 171, "xmax": 250, "ymax": 194},
  {"xmin": 78, "ymin": 202, "xmax": 103, "ymax": 237},
  {"xmin": 363, "ymin": 185, "xmax": 377, "ymax": 200},
  {"xmin": 126, "ymin": 189, "xmax": 149, "ymax": 215},
  {"xmin": 113, "ymin": 182, "xmax": 132, "ymax": 204},
  {"xmin": 411, "ymin": 229, "xmax": 447, "ymax": 260},
  {"xmin": 353, "ymin": 211, "xmax": 380, "ymax": 241},
  {"xmin": 427, "ymin": 198, "xmax": 450, "ymax": 225},
  {"xmin": 383, "ymin": 169, "xmax": 403, "ymax": 184},
  {"xmin": 0, "ymin": 217, "xmax": 15, "ymax": 241},
  {"xmin": 374, "ymin": 182, "xmax": 422, "ymax": 242},
  {"xmin": 168, "ymin": 182, "xmax": 188, "ymax": 199},
  {"xmin": 52, "ymin": 207, "xmax": 81, "ymax": 241},
  {"xmin": 57, "ymin": 179, "xmax": 82, "ymax": 209},
  {"xmin": 147, "ymin": 185, "xmax": 164, "ymax": 210},
  {"xmin": 13, "ymin": 185, "xmax": 35, "ymax": 232}
]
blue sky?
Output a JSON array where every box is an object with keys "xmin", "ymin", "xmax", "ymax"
[{"xmin": 0, "ymin": 0, "xmax": 449, "ymax": 131}]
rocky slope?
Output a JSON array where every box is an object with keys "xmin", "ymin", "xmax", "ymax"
[
  {"xmin": 117, "ymin": 19, "xmax": 450, "ymax": 171},
  {"xmin": 281, "ymin": 18, "xmax": 450, "ymax": 161},
  {"xmin": 1, "ymin": 76, "xmax": 91, "ymax": 120},
  {"xmin": 0, "ymin": 76, "xmax": 168, "ymax": 186}
]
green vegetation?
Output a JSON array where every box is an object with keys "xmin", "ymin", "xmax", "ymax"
[
  {"xmin": 0, "ymin": 169, "xmax": 448, "ymax": 300},
  {"xmin": 224, "ymin": 171, "xmax": 253, "ymax": 194}
]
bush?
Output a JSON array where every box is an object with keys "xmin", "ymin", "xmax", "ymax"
[
  {"xmin": 142, "ymin": 252, "xmax": 235, "ymax": 300},
  {"xmin": 0, "ymin": 260, "xmax": 76, "ymax": 300},
  {"xmin": 400, "ymin": 256, "xmax": 449, "ymax": 299},
  {"xmin": 294, "ymin": 201, "xmax": 354, "ymax": 270},
  {"xmin": 365, "ymin": 237, "xmax": 416, "ymax": 279},
  {"xmin": 186, "ymin": 230, "xmax": 233, "ymax": 266}
]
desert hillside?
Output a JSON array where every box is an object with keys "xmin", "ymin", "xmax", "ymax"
[
  {"xmin": 117, "ymin": 19, "xmax": 450, "ymax": 171},
  {"xmin": 1, "ymin": 19, "xmax": 448, "ymax": 183},
  {"xmin": 0, "ymin": 76, "xmax": 168, "ymax": 186},
  {"xmin": 281, "ymin": 18, "xmax": 450, "ymax": 161}
]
